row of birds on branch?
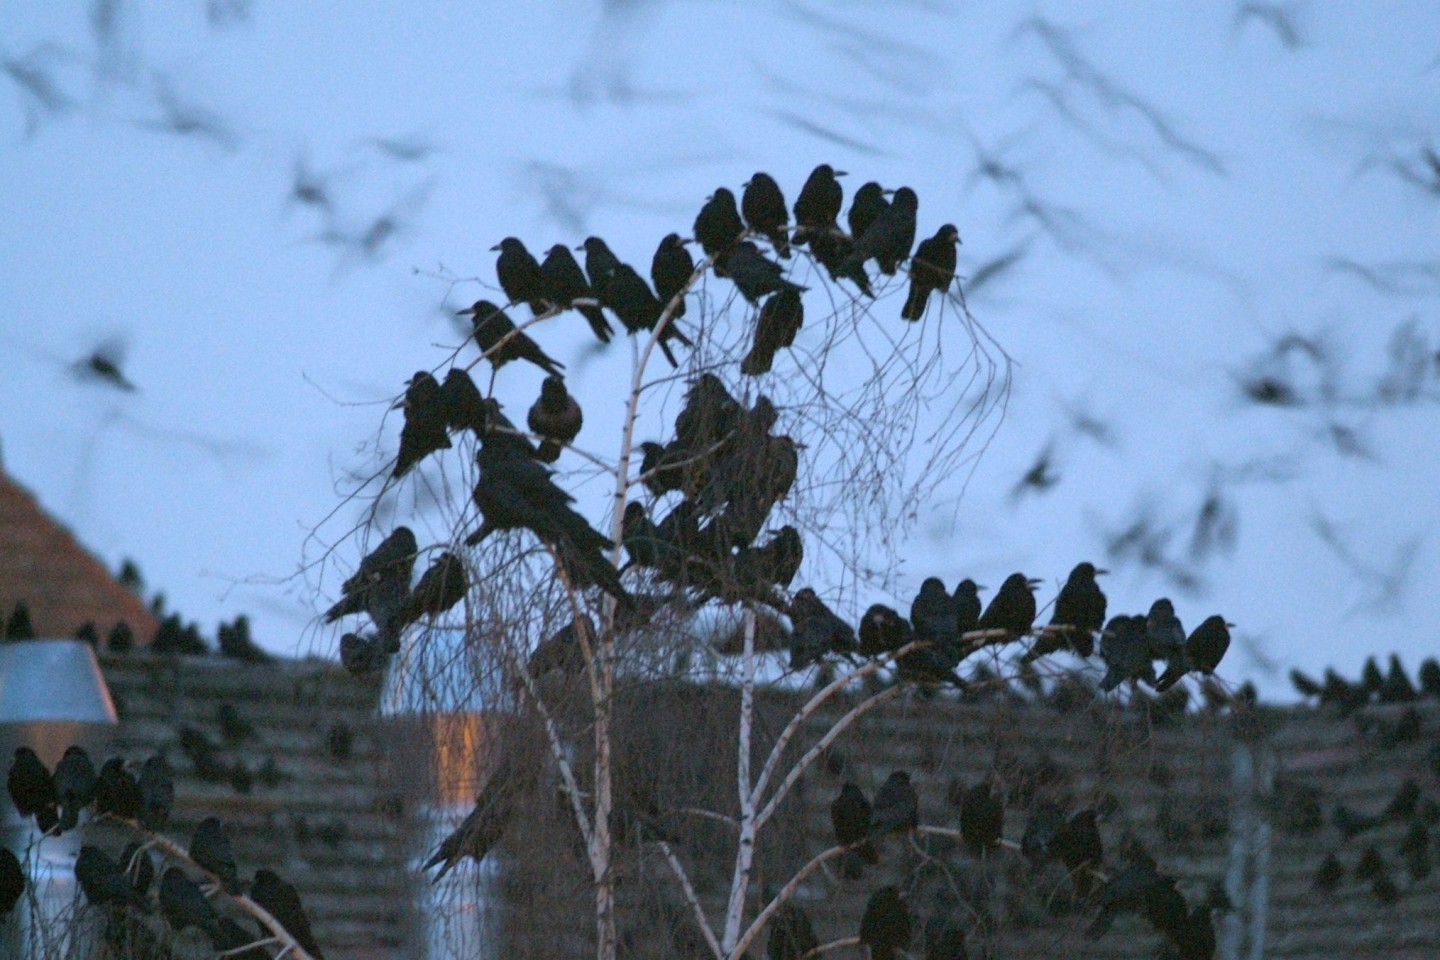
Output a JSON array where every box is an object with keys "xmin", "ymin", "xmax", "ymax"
[
  {"xmin": 784, "ymin": 563, "xmax": 1232, "ymax": 696},
  {"xmin": 1291, "ymin": 653, "xmax": 1440, "ymax": 712},
  {"xmin": 4, "ymin": 745, "xmax": 322, "ymax": 957},
  {"xmin": 451, "ymin": 164, "xmax": 960, "ymax": 390}
]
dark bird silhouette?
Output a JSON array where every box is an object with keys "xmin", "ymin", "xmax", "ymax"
[
  {"xmin": 831, "ymin": 782, "xmax": 879, "ymax": 879},
  {"xmin": 675, "ymin": 373, "xmax": 743, "ymax": 454},
  {"xmin": 858, "ymin": 185, "xmax": 918, "ymax": 275},
  {"xmin": 694, "ymin": 186, "xmax": 746, "ymax": 267},
  {"xmin": 393, "ymin": 371, "xmax": 452, "ymax": 478},
  {"xmin": 742, "ymin": 286, "xmax": 805, "ymax": 376},
  {"xmin": 189, "ymin": 817, "xmax": 239, "ymax": 892},
  {"xmin": 492, "ymin": 237, "xmax": 549, "ymax": 314},
  {"xmin": 859, "ymin": 886, "xmax": 912, "ymax": 960},
  {"xmin": 959, "ymin": 781, "xmax": 1004, "ymax": 855},
  {"xmin": 74, "ymin": 349, "xmax": 138, "ymax": 392},
  {"xmin": 1087, "ymin": 859, "xmax": 1163, "ymax": 939},
  {"xmin": 651, "ymin": 233, "xmax": 695, "ymax": 319},
  {"xmin": 903, "ymin": 576, "xmax": 965, "ymax": 683},
  {"xmin": 1054, "ymin": 808, "xmax": 1104, "ymax": 897},
  {"xmin": 218, "ymin": 615, "xmax": 269, "ymax": 663},
  {"xmin": 869, "ymin": 771, "xmax": 919, "ymax": 839},
  {"xmin": 5, "ymin": 601, "xmax": 35, "ymax": 640},
  {"xmin": 742, "ymin": 172, "xmax": 791, "ymax": 258},
  {"xmin": 788, "ymin": 588, "xmax": 857, "ymax": 670},
  {"xmin": 53, "ymin": 745, "xmax": 96, "ymax": 833},
  {"xmin": 439, "ymin": 368, "xmax": 489, "ymax": 436},
  {"xmin": 460, "ymin": 300, "xmax": 565, "ymax": 377},
  {"xmin": 528, "ymin": 375, "xmax": 583, "ymax": 463},
  {"xmin": 1021, "ymin": 801, "xmax": 1066, "ymax": 864},
  {"xmin": 1379, "ymin": 654, "xmax": 1418, "ymax": 703},
  {"xmin": 425, "ymin": 752, "xmax": 527, "ymax": 881},
  {"xmin": 251, "ymin": 868, "xmax": 325, "ymax": 959},
  {"xmin": 1400, "ymin": 822, "xmax": 1431, "ymax": 881},
  {"xmin": 323, "ymin": 526, "xmax": 417, "ymax": 645},
  {"xmin": 137, "ymin": 755, "xmax": 174, "ymax": 831},
  {"xmin": 158, "ymin": 872, "xmax": 220, "ymax": 947},
  {"xmin": 1419, "ymin": 657, "xmax": 1440, "ymax": 698},
  {"xmin": 1290, "ymin": 668, "xmax": 1323, "ymax": 699},
  {"xmin": 848, "ymin": 181, "xmax": 888, "ymax": 241},
  {"xmin": 1313, "ymin": 852, "xmax": 1344, "ymax": 892},
  {"xmin": 1099, "ymin": 615, "xmax": 1156, "ymax": 692},
  {"xmin": 724, "ymin": 241, "xmax": 805, "ymax": 305},
  {"xmin": 953, "ymin": 579, "xmax": 983, "ymax": 635},
  {"xmin": 95, "ymin": 757, "xmax": 141, "ymax": 819},
  {"xmin": 975, "ymin": 573, "xmax": 1040, "ymax": 640},
  {"xmin": 793, "ymin": 163, "xmax": 845, "ymax": 245},
  {"xmin": 858, "ymin": 604, "xmax": 913, "ymax": 658},
  {"xmin": 601, "ymin": 263, "xmax": 691, "ymax": 367},
  {"xmin": 1354, "ymin": 846, "xmax": 1385, "ymax": 882},
  {"xmin": 0, "ymin": 848, "xmax": 23, "ymax": 918},
  {"xmin": 767, "ymin": 902, "xmax": 818, "ymax": 960},
  {"xmin": 339, "ymin": 632, "xmax": 387, "ymax": 677},
  {"xmin": 1383, "ymin": 779, "xmax": 1419, "ymax": 821},
  {"xmin": 1027, "ymin": 562, "xmax": 1106, "ymax": 662},
  {"xmin": 76, "ymin": 845, "xmax": 146, "ymax": 909},
  {"xmin": 541, "ymin": 243, "xmax": 612, "ymax": 343},
  {"xmin": 901, "ymin": 224, "xmax": 960, "ymax": 321},
  {"xmin": 8, "ymin": 747, "xmax": 58, "ymax": 834},
  {"xmin": 1146, "ymin": 599, "xmax": 1188, "ymax": 691},
  {"xmin": 578, "ymin": 236, "xmax": 622, "ymax": 291},
  {"xmin": 1184, "ymin": 615, "xmax": 1232, "ymax": 675},
  {"xmin": 392, "ymin": 551, "xmax": 468, "ymax": 634}
]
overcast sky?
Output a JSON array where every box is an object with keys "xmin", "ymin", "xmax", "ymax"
[{"xmin": 2, "ymin": 1, "xmax": 1436, "ymax": 700}]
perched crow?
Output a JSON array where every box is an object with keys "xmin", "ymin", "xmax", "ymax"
[
  {"xmin": 1185, "ymin": 615, "xmax": 1233, "ymax": 675},
  {"xmin": 1379, "ymin": 654, "xmax": 1417, "ymax": 703},
  {"xmin": 393, "ymin": 371, "xmax": 451, "ymax": 478},
  {"xmin": 959, "ymin": 781, "xmax": 1004, "ymax": 855},
  {"xmin": 767, "ymin": 902, "xmax": 818, "ymax": 960},
  {"xmin": 0, "ymin": 847, "xmax": 23, "ymax": 918},
  {"xmin": 439, "ymin": 368, "xmax": 490, "ymax": 436},
  {"xmin": 527, "ymin": 375, "xmax": 583, "ymax": 463},
  {"xmin": 190, "ymin": 817, "xmax": 239, "ymax": 892},
  {"xmin": 953, "ymin": 579, "xmax": 983, "ymax": 636},
  {"xmin": 788, "ymin": 588, "xmax": 857, "ymax": 670},
  {"xmin": 160, "ymin": 867, "xmax": 221, "ymax": 942},
  {"xmin": 858, "ymin": 604, "xmax": 913, "ymax": 658},
  {"xmin": 1087, "ymin": 859, "xmax": 1163, "ymax": 939},
  {"xmin": 975, "ymin": 573, "xmax": 1040, "ymax": 640},
  {"xmin": 1027, "ymin": 562, "xmax": 1106, "ymax": 662},
  {"xmin": 901, "ymin": 224, "xmax": 960, "ymax": 321},
  {"xmin": 540, "ymin": 243, "xmax": 613, "ymax": 343},
  {"xmin": 1054, "ymin": 809, "xmax": 1104, "ymax": 897},
  {"xmin": 724, "ymin": 241, "xmax": 805, "ymax": 305},
  {"xmin": 252, "ymin": 869, "xmax": 325, "ymax": 959},
  {"xmin": 694, "ymin": 187, "xmax": 746, "ymax": 266},
  {"xmin": 792, "ymin": 164, "xmax": 845, "ymax": 246},
  {"xmin": 1021, "ymin": 800, "xmax": 1066, "ymax": 864},
  {"xmin": 425, "ymin": 753, "xmax": 528, "ymax": 881},
  {"xmin": 578, "ymin": 236, "xmax": 623, "ymax": 291},
  {"xmin": 910, "ymin": 577, "xmax": 962, "ymax": 666},
  {"xmin": 94, "ymin": 757, "xmax": 141, "ymax": 820},
  {"xmin": 76, "ymin": 845, "xmax": 147, "ymax": 909},
  {"xmin": 831, "ymin": 782, "xmax": 879, "ymax": 879},
  {"xmin": 138, "ymin": 755, "xmax": 174, "ymax": 831},
  {"xmin": 323, "ymin": 526, "xmax": 418, "ymax": 643},
  {"xmin": 339, "ymin": 632, "xmax": 387, "ymax": 677},
  {"xmin": 1099, "ymin": 615, "xmax": 1155, "ymax": 692},
  {"xmin": 8, "ymin": 747, "xmax": 58, "ymax": 834},
  {"xmin": 848, "ymin": 181, "xmax": 888, "ymax": 241},
  {"xmin": 651, "ymin": 233, "xmax": 695, "ymax": 320},
  {"xmin": 742, "ymin": 286, "xmax": 805, "ymax": 376},
  {"xmin": 1290, "ymin": 668, "xmax": 1323, "ymax": 699},
  {"xmin": 601, "ymin": 264, "xmax": 692, "ymax": 367},
  {"xmin": 742, "ymin": 172, "xmax": 791, "ymax": 258},
  {"xmin": 859, "ymin": 887, "xmax": 912, "ymax": 960},
  {"xmin": 1147, "ymin": 599, "xmax": 1188, "ymax": 691},
  {"xmin": 869, "ymin": 771, "xmax": 919, "ymax": 839},
  {"xmin": 392, "ymin": 552, "xmax": 468, "ymax": 635},
  {"xmin": 53, "ymin": 745, "xmax": 97, "ymax": 833},
  {"xmin": 461, "ymin": 300, "xmax": 565, "ymax": 377},
  {"xmin": 492, "ymin": 237, "xmax": 549, "ymax": 314},
  {"xmin": 1419, "ymin": 657, "xmax": 1440, "ymax": 698}
]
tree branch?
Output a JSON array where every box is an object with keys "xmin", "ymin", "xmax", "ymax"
[{"xmin": 654, "ymin": 839, "xmax": 724, "ymax": 960}]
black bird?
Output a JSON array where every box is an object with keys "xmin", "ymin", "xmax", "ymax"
[
  {"xmin": 425, "ymin": 753, "xmax": 526, "ymax": 881},
  {"xmin": 1021, "ymin": 801, "xmax": 1066, "ymax": 865},
  {"xmin": 1027, "ymin": 562, "xmax": 1106, "ymax": 662},
  {"xmin": 847, "ymin": 185, "xmax": 918, "ymax": 277},
  {"xmin": 540, "ymin": 243, "xmax": 613, "ymax": 343},
  {"xmin": 1099, "ymin": 615, "xmax": 1156, "ymax": 692},
  {"xmin": 0, "ymin": 847, "xmax": 23, "ymax": 918},
  {"xmin": 910, "ymin": 577, "xmax": 960, "ymax": 661},
  {"xmin": 742, "ymin": 286, "xmax": 805, "ymax": 376},
  {"xmin": 959, "ymin": 782, "xmax": 1004, "ymax": 855},
  {"xmin": 392, "ymin": 551, "xmax": 468, "ymax": 635},
  {"xmin": 137, "ymin": 755, "xmax": 174, "ymax": 831},
  {"xmin": 578, "ymin": 236, "xmax": 622, "ymax": 291},
  {"xmin": 848, "ymin": 181, "xmax": 888, "ymax": 241},
  {"xmin": 1419, "ymin": 657, "xmax": 1440, "ymax": 698},
  {"xmin": 492, "ymin": 237, "xmax": 549, "ymax": 314},
  {"xmin": 339, "ymin": 632, "xmax": 387, "ymax": 677},
  {"xmin": 788, "ymin": 588, "xmax": 858, "ymax": 670},
  {"xmin": 1185, "ymin": 615, "xmax": 1233, "ymax": 675},
  {"xmin": 1360, "ymin": 656, "xmax": 1385, "ymax": 695},
  {"xmin": 1147, "ymin": 599, "xmax": 1188, "ymax": 691},
  {"xmin": 1087, "ymin": 859, "xmax": 1163, "ymax": 939},
  {"xmin": 869, "ymin": 771, "xmax": 919, "ymax": 839},
  {"xmin": 858, "ymin": 604, "xmax": 913, "ymax": 658},
  {"xmin": 1379, "ymin": 654, "xmax": 1418, "ymax": 703},
  {"xmin": 901, "ymin": 224, "xmax": 960, "ymax": 321},
  {"xmin": 767, "ymin": 902, "xmax": 818, "ymax": 960},
  {"xmin": 601, "ymin": 263, "xmax": 692, "ymax": 367},
  {"xmin": 742, "ymin": 172, "xmax": 791, "ymax": 258},
  {"xmin": 1400, "ymin": 822, "xmax": 1431, "ymax": 881},
  {"xmin": 76, "ymin": 845, "xmax": 146, "ymax": 909},
  {"xmin": 694, "ymin": 187, "xmax": 746, "ymax": 266},
  {"xmin": 953, "ymin": 579, "xmax": 983, "ymax": 636},
  {"xmin": 323, "ymin": 526, "xmax": 418, "ymax": 643},
  {"xmin": 724, "ymin": 241, "xmax": 805, "ymax": 305},
  {"xmin": 252, "ymin": 869, "xmax": 325, "ymax": 959},
  {"xmin": 674, "ymin": 373, "xmax": 743, "ymax": 454},
  {"xmin": 439, "ymin": 368, "xmax": 489, "ymax": 436},
  {"xmin": 1054, "ymin": 808, "xmax": 1104, "ymax": 896},
  {"xmin": 154, "ymin": 865, "xmax": 209, "ymax": 937},
  {"xmin": 460, "ymin": 300, "xmax": 565, "ymax": 377},
  {"xmin": 1290, "ymin": 668, "xmax": 1323, "ymax": 699},
  {"xmin": 94, "ymin": 757, "xmax": 141, "ymax": 820},
  {"xmin": 831, "ymin": 782, "xmax": 879, "ymax": 879},
  {"xmin": 5, "ymin": 602, "xmax": 35, "ymax": 640},
  {"xmin": 8, "ymin": 747, "xmax": 58, "ymax": 834},
  {"xmin": 53, "ymin": 745, "xmax": 97, "ymax": 833},
  {"xmin": 1144, "ymin": 872, "xmax": 1190, "ymax": 943},
  {"xmin": 729, "ymin": 525, "xmax": 803, "ymax": 604},
  {"xmin": 190, "ymin": 817, "xmax": 239, "ymax": 892},
  {"xmin": 859, "ymin": 886, "xmax": 911, "ymax": 960},
  {"xmin": 527, "ymin": 375, "xmax": 582, "ymax": 463},
  {"xmin": 792, "ymin": 163, "xmax": 845, "ymax": 246},
  {"xmin": 975, "ymin": 573, "xmax": 1040, "ymax": 640},
  {"xmin": 393, "ymin": 371, "xmax": 452, "ymax": 478},
  {"xmin": 651, "ymin": 233, "xmax": 695, "ymax": 320},
  {"xmin": 1313, "ymin": 852, "xmax": 1344, "ymax": 892}
]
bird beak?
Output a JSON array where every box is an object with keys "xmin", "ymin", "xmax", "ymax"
[
  {"xmin": 975, "ymin": 584, "xmax": 988, "ymax": 592},
  {"xmin": 1095, "ymin": 568, "xmax": 1110, "ymax": 576},
  {"xmin": 680, "ymin": 237, "xmax": 694, "ymax": 245},
  {"xmin": 489, "ymin": 243, "xmax": 501, "ymax": 251},
  {"xmin": 882, "ymin": 188, "xmax": 897, "ymax": 196},
  {"xmin": 1026, "ymin": 578, "xmax": 1044, "ymax": 587},
  {"xmin": 834, "ymin": 170, "xmax": 848, "ymax": 177},
  {"xmin": 456, "ymin": 306, "xmax": 477, "ymax": 316}
]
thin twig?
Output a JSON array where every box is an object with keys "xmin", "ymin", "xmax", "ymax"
[{"xmin": 655, "ymin": 840, "xmax": 724, "ymax": 960}]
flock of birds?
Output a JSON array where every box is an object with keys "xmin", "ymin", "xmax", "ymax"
[{"xmin": 3, "ymin": 743, "xmax": 323, "ymax": 957}]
